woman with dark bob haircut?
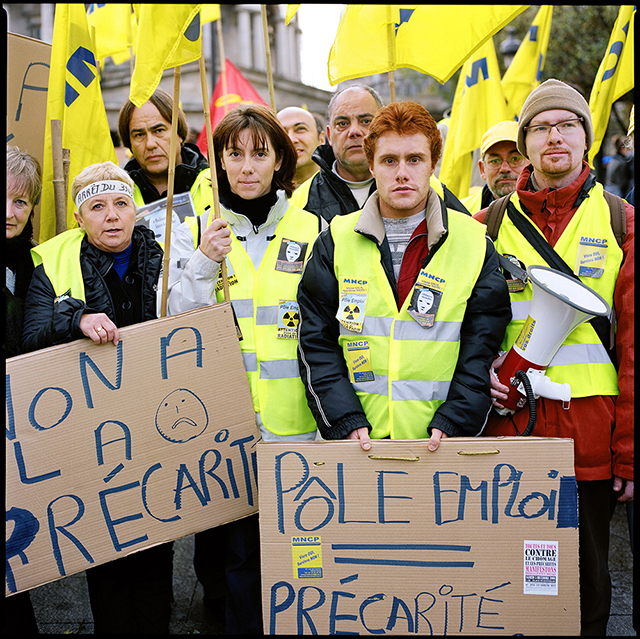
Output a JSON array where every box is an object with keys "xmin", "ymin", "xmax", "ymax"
[{"xmin": 166, "ymin": 104, "xmax": 325, "ymax": 633}]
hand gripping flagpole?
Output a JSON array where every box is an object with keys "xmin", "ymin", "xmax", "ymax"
[{"xmin": 199, "ymin": 50, "xmax": 230, "ymax": 303}]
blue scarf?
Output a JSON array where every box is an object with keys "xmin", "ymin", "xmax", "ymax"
[{"xmin": 112, "ymin": 242, "xmax": 133, "ymax": 280}]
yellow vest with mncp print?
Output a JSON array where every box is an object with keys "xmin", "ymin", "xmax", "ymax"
[
  {"xmin": 30, "ymin": 228, "xmax": 87, "ymax": 301},
  {"xmin": 330, "ymin": 208, "xmax": 488, "ymax": 439},
  {"xmin": 185, "ymin": 203, "xmax": 319, "ymax": 436},
  {"xmin": 494, "ymin": 184, "xmax": 620, "ymax": 398}
]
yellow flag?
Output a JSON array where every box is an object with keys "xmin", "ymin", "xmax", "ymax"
[
  {"xmin": 109, "ymin": 14, "xmax": 138, "ymax": 66},
  {"xmin": 86, "ymin": 3, "xmax": 134, "ymax": 66},
  {"xmin": 286, "ymin": 5, "xmax": 300, "ymax": 25},
  {"xmin": 201, "ymin": 4, "xmax": 221, "ymax": 24},
  {"xmin": 588, "ymin": 6, "xmax": 635, "ymax": 164},
  {"xmin": 501, "ymin": 5, "xmax": 553, "ymax": 121},
  {"xmin": 40, "ymin": 3, "xmax": 117, "ymax": 242},
  {"xmin": 439, "ymin": 38, "xmax": 512, "ymax": 199},
  {"xmin": 328, "ymin": 5, "xmax": 528, "ymax": 86},
  {"xmin": 129, "ymin": 4, "xmax": 202, "ymax": 108}
]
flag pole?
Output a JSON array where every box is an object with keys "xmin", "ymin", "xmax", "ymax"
[
  {"xmin": 160, "ymin": 66, "xmax": 181, "ymax": 317},
  {"xmin": 199, "ymin": 50, "xmax": 230, "ymax": 303},
  {"xmin": 260, "ymin": 5, "xmax": 277, "ymax": 112},
  {"xmin": 128, "ymin": 8, "xmax": 134, "ymax": 79},
  {"xmin": 216, "ymin": 18, "xmax": 229, "ymax": 117},
  {"xmin": 50, "ymin": 120, "xmax": 67, "ymax": 236},
  {"xmin": 386, "ymin": 6, "xmax": 396, "ymax": 103}
]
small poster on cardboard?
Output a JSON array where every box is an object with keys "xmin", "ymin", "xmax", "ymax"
[{"xmin": 135, "ymin": 191, "xmax": 198, "ymax": 244}]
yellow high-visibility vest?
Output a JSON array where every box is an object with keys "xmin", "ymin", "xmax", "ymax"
[
  {"xmin": 330, "ymin": 208, "xmax": 488, "ymax": 439},
  {"xmin": 186, "ymin": 203, "xmax": 320, "ymax": 436},
  {"xmin": 31, "ymin": 228, "xmax": 86, "ymax": 300},
  {"xmin": 495, "ymin": 184, "xmax": 621, "ymax": 397}
]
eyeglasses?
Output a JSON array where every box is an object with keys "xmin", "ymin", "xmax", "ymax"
[
  {"xmin": 485, "ymin": 155, "xmax": 526, "ymax": 169},
  {"xmin": 523, "ymin": 117, "xmax": 584, "ymax": 139}
]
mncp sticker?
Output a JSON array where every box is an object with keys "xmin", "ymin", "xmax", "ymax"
[{"xmin": 292, "ymin": 535, "xmax": 323, "ymax": 578}]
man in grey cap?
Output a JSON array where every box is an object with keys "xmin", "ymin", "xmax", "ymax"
[{"xmin": 475, "ymin": 78, "xmax": 634, "ymax": 635}]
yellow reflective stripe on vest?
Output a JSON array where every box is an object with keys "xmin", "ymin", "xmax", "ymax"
[
  {"xmin": 30, "ymin": 228, "xmax": 86, "ymax": 301},
  {"xmin": 183, "ymin": 203, "xmax": 319, "ymax": 436},
  {"xmin": 495, "ymin": 185, "xmax": 620, "ymax": 397},
  {"xmin": 331, "ymin": 208, "xmax": 487, "ymax": 439}
]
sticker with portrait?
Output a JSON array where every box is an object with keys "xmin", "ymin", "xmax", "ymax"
[
  {"xmin": 407, "ymin": 285, "xmax": 442, "ymax": 328},
  {"xmin": 275, "ymin": 238, "xmax": 308, "ymax": 273}
]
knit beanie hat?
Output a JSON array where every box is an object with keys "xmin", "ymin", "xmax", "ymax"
[{"xmin": 517, "ymin": 79, "xmax": 593, "ymax": 158}]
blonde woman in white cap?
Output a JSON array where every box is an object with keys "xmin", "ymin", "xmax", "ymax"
[
  {"xmin": 475, "ymin": 79, "xmax": 634, "ymax": 636},
  {"xmin": 21, "ymin": 161, "xmax": 172, "ymax": 633}
]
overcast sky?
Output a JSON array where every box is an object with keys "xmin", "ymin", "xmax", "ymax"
[{"xmin": 296, "ymin": 4, "xmax": 345, "ymax": 92}]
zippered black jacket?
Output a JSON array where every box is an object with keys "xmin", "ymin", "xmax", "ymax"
[{"xmin": 22, "ymin": 226, "xmax": 162, "ymax": 352}]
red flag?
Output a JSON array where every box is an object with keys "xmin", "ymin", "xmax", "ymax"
[{"xmin": 197, "ymin": 58, "xmax": 268, "ymax": 156}]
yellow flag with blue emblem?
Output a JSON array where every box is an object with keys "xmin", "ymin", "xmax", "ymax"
[
  {"xmin": 439, "ymin": 38, "xmax": 511, "ymax": 199},
  {"xmin": 86, "ymin": 3, "xmax": 135, "ymax": 67},
  {"xmin": 588, "ymin": 5, "xmax": 635, "ymax": 165},
  {"xmin": 501, "ymin": 5, "xmax": 553, "ymax": 121},
  {"xmin": 328, "ymin": 5, "xmax": 528, "ymax": 85},
  {"xmin": 40, "ymin": 3, "xmax": 117, "ymax": 241},
  {"xmin": 129, "ymin": 4, "xmax": 202, "ymax": 108}
]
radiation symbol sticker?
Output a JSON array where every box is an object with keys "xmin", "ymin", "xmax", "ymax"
[
  {"xmin": 337, "ymin": 278, "xmax": 368, "ymax": 333},
  {"xmin": 342, "ymin": 304, "xmax": 361, "ymax": 321},
  {"xmin": 282, "ymin": 310, "xmax": 299, "ymax": 327},
  {"xmin": 278, "ymin": 300, "xmax": 300, "ymax": 339}
]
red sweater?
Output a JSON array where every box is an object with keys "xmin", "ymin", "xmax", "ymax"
[{"xmin": 474, "ymin": 162, "xmax": 634, "ymax": 482}]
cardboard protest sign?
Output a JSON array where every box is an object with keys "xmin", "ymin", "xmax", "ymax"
[
  {"xmin": 6, "ymin": 32, "xmax": 52, "ymax": 242},
  {"xmin": 6, "ymin": 303, "xmax": 259, "ymax": 596},
  {"xmin": 258, "ymin": 438, "xmax": 580, "ymax": 635}
]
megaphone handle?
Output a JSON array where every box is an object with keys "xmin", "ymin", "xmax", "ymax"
[{"xmin": 515, "ymin": 370, "xmax": 537, "ymax": 436}]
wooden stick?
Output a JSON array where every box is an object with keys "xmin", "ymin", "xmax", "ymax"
[
  {"xmin": 50, "ymin": 119, "xmax": 67, "ymax": 235},
  {"xmin": 216, "ymin": 18, "xmax": 229, "ymax": 117},
  {"xmin": 62, "ymin": 148, "xmax": 71, "ymax": 210},
  {"xmin": 261, "ymin": 5, "xmax": 277, "ymax": 112},
  {"xmin": 160, "ymin": 66, "xmax": 181, "ymax": 318},
  {"xmin": 199, "ymin": 50, "xmax": 230, "ymax": 303},
  {"xmin": 386, "ymin": 6, "xmax": 396, "ymax": 103}
]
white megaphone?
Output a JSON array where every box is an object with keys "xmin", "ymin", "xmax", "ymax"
[{"xmin": 495, "ymin": 265, "xmax": 611, "ymax": 416}]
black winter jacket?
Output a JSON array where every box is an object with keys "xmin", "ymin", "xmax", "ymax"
[
  {"xmin": 22, "ymin": 226, "xmax": 163, "ymax": 352},
  {"xmin": 124, "ymin": 143, "xmax": 209, "ymax": 204},
  {"xmin": 303, "ymin": 144, "xmax": 471, "ymax": 222},
  {"xmin": 297, "ymin": 192, "xmax": 512, "ymax": 441}
]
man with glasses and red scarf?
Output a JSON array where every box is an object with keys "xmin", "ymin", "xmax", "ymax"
[{"xmin": 474, "ymin": 79, "xmax": 634, "ymax": 636}]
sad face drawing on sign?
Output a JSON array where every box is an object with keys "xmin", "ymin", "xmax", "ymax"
[{"xmin": 155, "ymin": 388, "xmax": 209, "ymax": 443}]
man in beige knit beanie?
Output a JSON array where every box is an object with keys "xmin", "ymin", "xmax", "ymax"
[{"xmin": 474, "ymin": 77, "xmax": 634, "ymax": 636}]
